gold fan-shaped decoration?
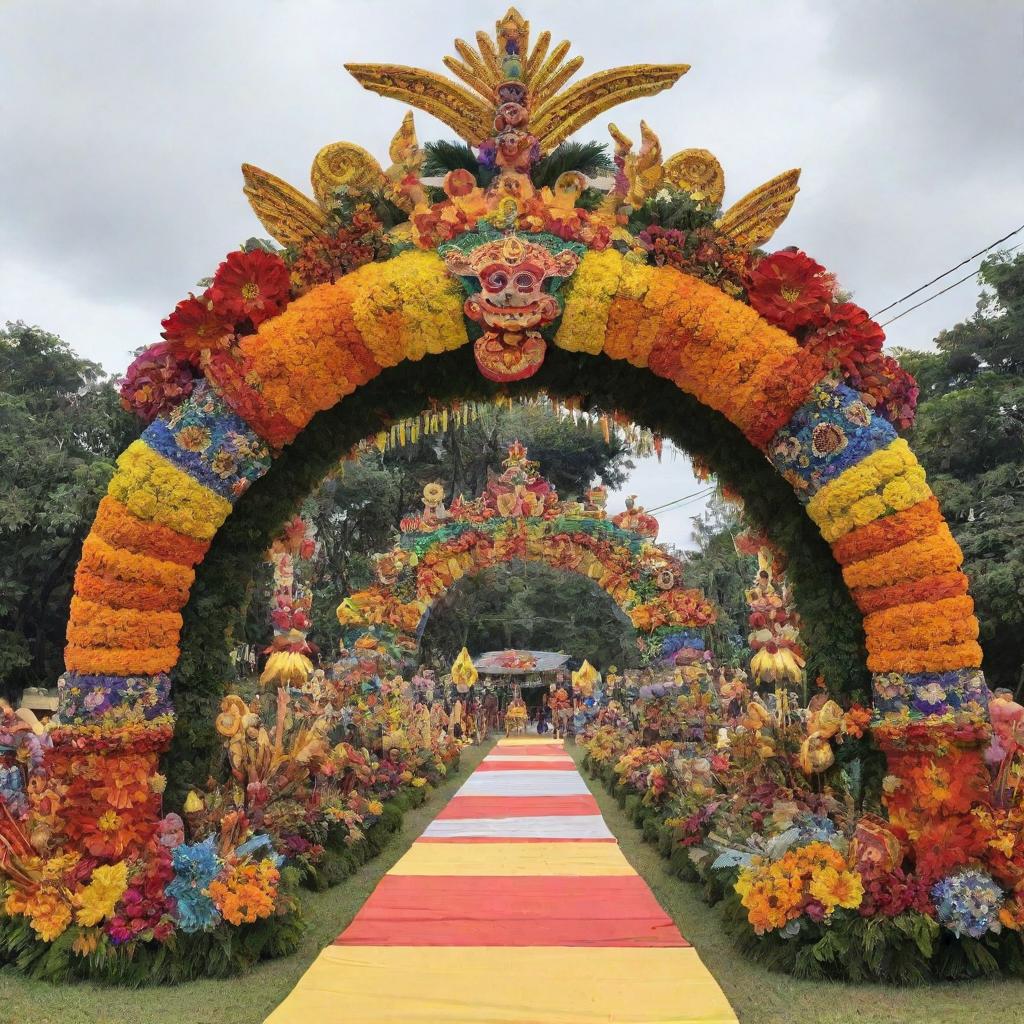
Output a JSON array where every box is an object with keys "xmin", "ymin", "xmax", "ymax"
[
  {"xmin": 310, "ymin": 142, "xmax": 387, "ymax": 210},
  {"xmin": 716, "ymin": 169, "xmax": 801, "ymax": 250},
  {"xmin": 346, "ymin": 7, "xmax": 689, "ymax": 154},
  {"xmin": 662, "ymin": 148, "xmax": 725, "ymax": 205}
]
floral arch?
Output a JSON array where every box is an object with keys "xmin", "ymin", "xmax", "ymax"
[
  {"xmin": 334, "ymin": 441, "xmax": 715, "ymax": 661},
  {"xmin": 52, "ymin": 7, "xmax": 988, "ymax": 900}
]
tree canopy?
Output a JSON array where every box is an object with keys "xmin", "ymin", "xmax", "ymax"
[
  {"xmin": 897, "ymin": 251, "xmax": 1024, "ymax": 693},
  {"xmin": 0, "ymin": 322, "xmax": 135, "ymax": 699}
]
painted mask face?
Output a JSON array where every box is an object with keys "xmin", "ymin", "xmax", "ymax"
[
  {"xmin": 441, "ymin": 235, "xmax": 580, "ymax": 382},
  {"xmin": 472, "ymin": 260, "xmax": 557, "ymax": 332}
]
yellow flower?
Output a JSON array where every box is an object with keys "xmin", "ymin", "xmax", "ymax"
[
  {"xmin": 97, "ymin": 809, "xmax": 122, "ymax": 832},
  {"xmin": 76, "ymin": 861, "xmax": 129, "ymax": 927},
  {"xmin": 809, "ymin": 866, "xmax": 863, "ymax": 913},
  {"xmin": 367, "ymin": 800, "xmax": 384, "ymax": 815},
  {"xmin": 175, "ymin": 425, "xmax": 212, "ymax": 452},
  {"xmin": 411, "ymin": 777, "xmax": 427, "ymax": 788},
  {"xmin": 183, "ymin": 790, "xmax": 205, "ymax": 813},
  {"xmin": 7, "ymin": 886, "xmax": 73, "ymax": 942}
]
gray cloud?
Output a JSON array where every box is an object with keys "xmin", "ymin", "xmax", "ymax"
[{"xmin": 1, "ymin": 0, "xmax": 1021, "ymax": 544}]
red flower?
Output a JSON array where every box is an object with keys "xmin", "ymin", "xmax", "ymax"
[
  {"xmin": 161, "ymin": 292, "xmax": 234, "ymax": 359},
  {"xmin": 913, "ymin": 815, "xmax": 985, "ymax": 881},
  {"xmin": 119, "ymin": 341, "xmax": 196, "ymax": 422},
  {"xmin": 805, "ymin": 303, "xmax": 885, "ymax": 364},
  {"xmin": 209, "ymin": 250, "xmax": 291, "ymax": 326},
  {"xmin": 744, "ymin": 249, "xmax": 835, "ymax": 333}
]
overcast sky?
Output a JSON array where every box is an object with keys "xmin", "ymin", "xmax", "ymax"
[{"xmin": 2, "ymin": 1, "xmax": 1021, "ymax": 547}]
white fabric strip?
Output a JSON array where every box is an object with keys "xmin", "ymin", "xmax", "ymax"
[
  {"xmin": 422, "ymin": 815, "xmax": 613, "ymax": 840},
  {"xmin": 457, "ymin": 770, "xmax": 591, "ymax": 797}
]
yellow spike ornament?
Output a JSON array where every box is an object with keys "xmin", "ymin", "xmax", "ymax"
[
  {"xmin": 346, "ymin": 8, "xmax": 688, "ymax": 155},
  {"xmin": 572, "ymin": 659, "xmax": 599, "ymax": 697},
  {"xmin": 451, "ymin": 646, "xmax": 479, "ymax": 690}
]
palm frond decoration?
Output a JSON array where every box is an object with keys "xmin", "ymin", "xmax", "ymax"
[
  {"xmin": 532, "ymin": 141, "xmax": 613, "ymax": 188},
  {"xmin": 422, "ymin": 140, "xmax": 495, "ymax": 186}
]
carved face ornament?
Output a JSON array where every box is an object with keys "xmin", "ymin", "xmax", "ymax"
[{"xmin": 442, "ymin": 234, "xmax": 579, "ymax": 382}]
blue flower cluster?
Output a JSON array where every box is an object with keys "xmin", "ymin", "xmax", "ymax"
[
  {"xmin": 871, "ymin": 669, "xmax": 991, "ymax": 719},
  {"xmin": 166, "ymin": 836, "xmax": 223, "ymax": 933},
  {"xmin": 57, "ymin": 672, "xmax": 173, "ymax": 724},
  {"xmin": 143, "ymin": 383, "xmax": 272, "ymax": 502},
  {"xmin": 931, "ymin": 868, "xmax": 1004, "ymax": 939},
  {"xmin": 768, "ymin": 381, "xmax": 896, "ymax": 503}
]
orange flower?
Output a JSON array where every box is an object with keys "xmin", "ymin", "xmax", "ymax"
[
  {"xmin": 92, "ymin": 497, "xmax": 210, "ymax": 567},
  {"xmin": 831, "ymin": 496, "xmax": 944, "ymax": 565}
]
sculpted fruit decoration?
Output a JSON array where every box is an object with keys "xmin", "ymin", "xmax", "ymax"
[{"xmin": 483, "ymin": 439, "xmax": 556, "ymax": 516}]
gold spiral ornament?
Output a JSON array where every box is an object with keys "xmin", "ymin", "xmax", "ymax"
[
  {"xmin": 309, "ymin": 141, "xmax": 385, "ymax": 210},
  {"xmin": 662, "ymin": 147, "xmax": 725, "ymax": 204}
]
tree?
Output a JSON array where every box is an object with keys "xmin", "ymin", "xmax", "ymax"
[
  {"xmin": 245, "ymin": 402, "xmax": 635, "ymax": 664},
  {"xmin": 0, "ymin": 322, "xmax": 136, "ymax": 700},
  {"xmin": 897, "ymin": 251, "xmax": 1024, "ymax": 692},
  {"xmin": 418, "ymin": 562, "xmax": 640, "ymax": 669},
  {"xmin": 682, "ymin": 496, "xmax": 755, "ymax": 665}
]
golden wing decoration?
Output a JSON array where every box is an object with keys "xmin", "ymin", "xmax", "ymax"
[
  {"xmin": 387, "ymin": 112, "xmax": 421, "ymax": 174},
  {"xmin": 663, "ymin": 148, "xmax": 725, "ymax": 205},
  {"xmin": 716, "ymin": 169, "xmax": 801, "ymax": 249},
  {"xmin": 634, "ymin": 121, "xmax": 664, "ymax": 194},
  {"xmin": 310, "ymin": 142, "xmax": 385, "ymax": 210},
  {"xmin": 531, "ymin": 64, "xmax": 690, "ymax": 152},
  {"xmin": 241, "ymin": 164, "xmax": 328, "ymax": 249},
  {"xmin": 344, "ymin": 63, "xmax": 494, "ymax": 145}
]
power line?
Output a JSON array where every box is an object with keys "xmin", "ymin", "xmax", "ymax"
[
  {"xmin": 878, "ymin": 241, "xmax": 1023, "ymax": 329},
  {"xmin": 871, "ymin": 222, "xmax": 1024, "ymax": 318},
  {"xmin": 645, "ymin": 485, "xmax": 716, "ymax": 515},
  {"xmin": 646, "ymin": 485, "xmax": 715, "ymax": 512}
]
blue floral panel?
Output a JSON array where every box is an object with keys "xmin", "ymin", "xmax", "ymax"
[
  {"xmin": 143, "ymin": 382, "xmax": 273, "ymax": 501},
  {"xmin": 768, "ymin": 380, "xmax": 897, "ymax": 503}
]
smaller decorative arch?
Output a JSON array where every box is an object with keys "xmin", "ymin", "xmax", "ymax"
[{"xmin": 336, "ymin": 442, "xmax": 715, "ymax": 661}]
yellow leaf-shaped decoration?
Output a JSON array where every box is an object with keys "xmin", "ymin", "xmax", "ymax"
[
  {"xmin": 451, "ymin": 646, "xmax": 478, "ymax": 688},
  {"xmin": 345, "ymin": 63, "xmax": 493, "ymax": 146},
  {"xmin": 531, "ymin": 64, "xmax": 689, "ymax": 152},
  {"xmin": 241, "ymin": 164, "xmax": 328, "ymax": 248},
  {"xmin": 716, "ymin": 169, "xmax": 801, "ymax": 250}
]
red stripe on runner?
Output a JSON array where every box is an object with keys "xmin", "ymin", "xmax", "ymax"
[
  {"xmin": 336, "ymin": 875, "xmax": 688, "ymax": 948},
  {"xmin": 476, "ymin": 760, "xmax": 576, "ymax": 771},
  {"xmin": 437, "ymin": 795, "xmax": 600, "ymax": 819}
]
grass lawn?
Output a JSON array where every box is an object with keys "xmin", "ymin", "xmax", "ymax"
[
  {"xmin": 0, "ymin": 740, "xmax": 493, "ymax": 1024},
  {"xmin": 568, "ymin": 743, "xmax": 1024, "ymax": 1024}
]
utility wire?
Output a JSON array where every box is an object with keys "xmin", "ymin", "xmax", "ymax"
[
  {"xmin": 871, "ymin": 222, "xmax": 1024, "ymax": 318},
  {"xmin": 879, "ymin": 241, "xmax": 1023, "ymax": 329},
  {"xmin": 645, "ymin": 485, "xmax": 716, "ymax": 514}
]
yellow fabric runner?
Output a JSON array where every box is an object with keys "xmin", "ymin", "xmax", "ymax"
[
  {"xmin": 389, "ymin": 840, "xmax": 635, "ymax": 876},
  {"xmin": 265, "ymin": 946, "xmax": 737, "ymax": 1023}
]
